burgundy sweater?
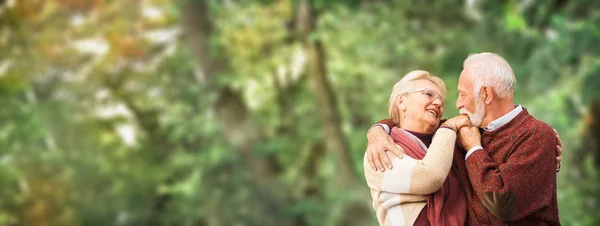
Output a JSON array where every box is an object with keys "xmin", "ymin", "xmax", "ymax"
[{"xmin": 379, "ymin": 108, "xmax": 560, "ymax": 225}]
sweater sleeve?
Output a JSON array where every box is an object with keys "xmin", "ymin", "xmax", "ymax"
[
  {"xmin": 465, "ymin": 124, "xmax": 557, "ymax": 221},
  {"xmin": 377, "ymin": 119, "xmax": 396, "ymax": 129},
  {"xmin": 364, "ymin": 128, "xmax": 457, "ymax": 195}
]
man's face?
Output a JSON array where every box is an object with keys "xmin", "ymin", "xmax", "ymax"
[{"xmin": 456, "ymin": 69, "xmax": 485, "ymax": 127}]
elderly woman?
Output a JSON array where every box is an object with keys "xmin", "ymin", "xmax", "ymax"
[{"xmin": 364, "ymin": 70, "xmax": 470, "ymax": 226}]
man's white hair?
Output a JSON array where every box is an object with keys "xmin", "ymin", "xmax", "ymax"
[{"xmin": 463, "ymin": 52, "xmax": 516, "ymax": 99}]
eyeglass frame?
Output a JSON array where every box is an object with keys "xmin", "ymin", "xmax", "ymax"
[{"xmin": 402, "ymin": 88, "xmax": 447, "ymax": 106}]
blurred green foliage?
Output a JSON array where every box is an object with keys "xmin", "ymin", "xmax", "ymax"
[{"xmin": 0, "ymin": 0, "xmax": 599, "ymax": 225}]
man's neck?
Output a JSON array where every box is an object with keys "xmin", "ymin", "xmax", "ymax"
[{"xmin": 481, "ymin": 99, "xmax": 515, "ymax": 128}]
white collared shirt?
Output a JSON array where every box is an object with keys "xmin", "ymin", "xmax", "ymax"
[
  {"xmin": 484, "ymin": 105, "xmax": 523, "ymax": 131},
  {"xmin": 465, "ymin": 105, "xmax": 523, "ymax": 160}
]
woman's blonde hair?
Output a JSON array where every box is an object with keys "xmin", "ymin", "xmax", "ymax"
[{"xmin": 388, "ymin": 70, "xmax": 447, "ymax": 125}]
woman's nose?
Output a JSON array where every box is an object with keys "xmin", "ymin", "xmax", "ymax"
[{"xmin": 432, "ymin": 97, "xmax": 443, "ymax": 106}]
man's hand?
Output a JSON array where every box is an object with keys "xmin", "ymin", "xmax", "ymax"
[
  {"xmin": 554, "ymin": 129, "xmax": 563, "ymax": 172},
  {"xmin": 367, "ymin": 125, "xmax": 403, "ymax": 172},
  {"xmin": 458, "ymin": 126, "xmax": 482, "ymax": 151}
]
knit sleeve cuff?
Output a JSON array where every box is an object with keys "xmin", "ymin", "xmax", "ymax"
[
  {"xmin": 465, "ymin": 147, "xmax": 487, "ymax": 166},
  {"xmin": 368, "ymin": 123, "xmax": 390, "ymax": 135},
  {"xmin": 465, "ymin": 145, "xmax": 484, "ymax": 160}
]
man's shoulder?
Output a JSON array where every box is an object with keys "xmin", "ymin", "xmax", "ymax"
[
  {"xmin": 505, "ymin": 113, "xmax": 557, "ymax": 159},
  {"xmin": 516, "ymin": 108, "xmax": 554, "ymax": 133},
  {"xmin": 517, "ymin": 114, "xmax": 556, "ymax": 144},
  {"xmin": 524, "ymin": 113, "xmax": 554, "ymax": 133}
]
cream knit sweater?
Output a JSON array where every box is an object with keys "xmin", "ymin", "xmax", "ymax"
[{"xmin": 364, "ymin": 128, "xmax": 457, "ymax": 226}]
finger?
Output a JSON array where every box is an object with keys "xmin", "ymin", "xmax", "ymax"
[
  {"xmin": 556, "ymin": 153, "xmax": 562, "ymax": 171},
  {"xmin": 394, "ymin": 144, "xmax": 404, "ymax": 159},
  {"xmin": 553, "ymin": 129, "xmax": 563, "ymax": 147},
  {"xmin": 556, "ymin": 145, "xmax": 562, "ymax": 157},
  {"xmin": 373, "ymin": 152, "xmax": 385, "ymax": 172},
  {"xmin": 386, "ymin": 137, "xmax": 401, "ymax": 158},
  {"xmin": 382, "ymin": 152, "xmax": 393, "ymax": 170},
  {"xmin": 367, "ymin": 152, "xmax": 377, "ymax": 171}
]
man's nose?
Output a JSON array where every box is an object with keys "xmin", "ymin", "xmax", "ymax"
[{"xmin": 456, "ymin": 98, "xmax": 463, "ymax": 110}]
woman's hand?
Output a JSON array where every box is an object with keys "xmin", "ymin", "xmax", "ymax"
[
  {"xmin": 443, "ymin": 114, "xmax": 472, "ymax": 131},
  {"xmin": 553, "ymin": 129, "xmax": 563, "ymax": 172}
]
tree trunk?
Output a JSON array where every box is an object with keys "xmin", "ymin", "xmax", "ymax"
[
  {"xmin": 296, "ymin": 0, "xmax": 358, "ymax": 186},
  {"xmin": 180, "ymin": 1, "xmax": 294, "ymax": 225},
  {"xmin": 180, "ymin": 0, "xmax": 280, "ymax": 184},
  {"xmin": 296, "ymin": 1, "xmax": 372, "ymax": 225}
]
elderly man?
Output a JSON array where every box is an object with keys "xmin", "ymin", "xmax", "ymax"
[{"xmin": 366, "ymin": 52, "xmax": 561, "ymax": 225}]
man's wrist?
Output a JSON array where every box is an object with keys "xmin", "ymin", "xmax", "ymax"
[
  {"xmin": 379, "ymin": 124, "xmax": 391, "ymax": 134},
  {"xmin": 368, "ymin": 123, "xmax": 390, "ymax": 135},
  {"xmin": 465, "ymin": 145, "xmax": 483, "ymax": 160}
]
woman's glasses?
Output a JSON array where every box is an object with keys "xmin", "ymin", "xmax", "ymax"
[{"xmin": 402, "ymin": 88, "xmax": 447, "ymax": 106}]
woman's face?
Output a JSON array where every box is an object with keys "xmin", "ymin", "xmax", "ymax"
[{"xmin": 400, "ymin": 80, "xmax": 445, "ymax": 130}]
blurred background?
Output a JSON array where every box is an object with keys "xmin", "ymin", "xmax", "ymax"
[{"xmin": 0, "ymin": 0, "xmax": 599, "ymax": 225}]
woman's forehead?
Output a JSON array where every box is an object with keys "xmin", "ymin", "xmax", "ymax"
[{"xmin": 411, "ymin": 79, "xmax": 444, "ymax": 94}]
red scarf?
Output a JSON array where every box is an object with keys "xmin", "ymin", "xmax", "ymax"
[{"xmin": 390, "ymin": 127, "xmax": 467, "ymax": 226}]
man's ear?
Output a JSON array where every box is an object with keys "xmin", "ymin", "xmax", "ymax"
[{"xmin": 481, "ymin": 86, "xmax": 493, "ymax": 104}]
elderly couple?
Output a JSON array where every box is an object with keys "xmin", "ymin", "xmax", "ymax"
[{"xmin": 364, "ymin": 52, "xmax": 562, "ymax": 226}]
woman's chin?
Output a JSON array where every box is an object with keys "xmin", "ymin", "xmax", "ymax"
[
  {"xmin": 427, "ymin": 121, "xmax": 440, "ymax": 129},
  {"xmin": 426, "ymin": 116, "xmax": 441, "ymax": 124}
]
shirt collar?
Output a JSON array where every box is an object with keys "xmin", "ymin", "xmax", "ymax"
[{"xmin": 484, "ymin": 105, "xmax": 522, "ymax": 131}]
